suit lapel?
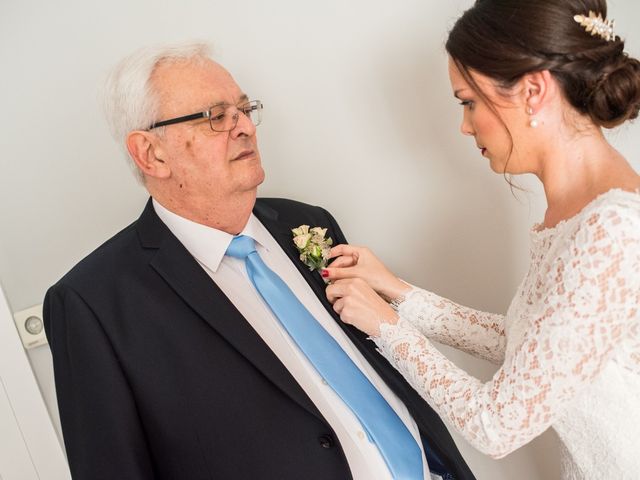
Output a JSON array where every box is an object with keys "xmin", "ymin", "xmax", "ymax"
[
  {"xmin": 137, "ymin": 200, "xmax": 323, "ymax": 421},
  {"xmin": 254, "ymin": 206, "xmax": 329, "ymax": 301}
]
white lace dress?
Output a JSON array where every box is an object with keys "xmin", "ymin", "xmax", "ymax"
[{"xmin": 374, "ymin": 189, "xmax": 640, "ymax": 480}]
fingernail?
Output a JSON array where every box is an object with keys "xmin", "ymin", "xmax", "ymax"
[{"xmin": 321, "ymin": 269, "xmax": 329, "ymax": 278}]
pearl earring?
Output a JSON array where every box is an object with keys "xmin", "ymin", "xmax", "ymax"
[{"xmin": 527, "ymin": 107, "xmax": 539, "ymax": 128}]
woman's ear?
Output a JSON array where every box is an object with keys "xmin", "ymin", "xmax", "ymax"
[
  {"xmin": 522, "ymin": 70, "xmax": 553, "ymax": 112},
  {"xmin": 126, "ymin": 131, "xmax": 171, "ymax": 179}
]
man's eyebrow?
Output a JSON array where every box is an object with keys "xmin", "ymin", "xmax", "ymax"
[{"xmin": 210, "ymin": 94, "xmax": 250, "ymax": 107}]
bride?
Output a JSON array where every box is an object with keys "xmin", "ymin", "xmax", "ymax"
[{"xmin": 322, "ymin": 0, "xmax": 640, "ymax": 478}]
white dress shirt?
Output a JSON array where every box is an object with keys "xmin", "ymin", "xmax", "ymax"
[{"xmin": 153, "ymin": 199, "xmax": 430, "ymax": 480}]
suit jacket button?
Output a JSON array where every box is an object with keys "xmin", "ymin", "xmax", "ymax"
[{"xmin": 318, "ymin": 434, "xmax": 335, "ymax": 449}]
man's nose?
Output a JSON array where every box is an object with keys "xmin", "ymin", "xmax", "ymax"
[{"xmin": 229, "ymin": 110, "xmax": 256, "ymax": 138}]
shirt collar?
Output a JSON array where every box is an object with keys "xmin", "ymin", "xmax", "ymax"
[{"xmin": 153, "ymin": 198, "xmax": 272, "ymax": 273}]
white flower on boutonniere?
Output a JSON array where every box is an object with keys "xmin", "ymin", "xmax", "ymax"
[{"xmin": 291, "ymin": 225, "xmax": 333, "ymax": 274}]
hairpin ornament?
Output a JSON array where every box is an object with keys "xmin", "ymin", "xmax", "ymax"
[{"xmin": 573, "ymin": 11, "xmax": 615, "ymax": 42}]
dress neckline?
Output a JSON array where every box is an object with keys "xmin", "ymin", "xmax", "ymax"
[{"xmin": 530, "ymin": 187, "xmax": 640, "ymax": 239}]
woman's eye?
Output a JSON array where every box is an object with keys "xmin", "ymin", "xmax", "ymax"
[{"xmin": 459, "ymin": 100, "xmax": 474, "ymax": 110}]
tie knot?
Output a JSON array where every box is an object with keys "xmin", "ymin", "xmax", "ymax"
[{"xmin": 226, "ymin": 235, "xmax": 257, "ymax": 259}]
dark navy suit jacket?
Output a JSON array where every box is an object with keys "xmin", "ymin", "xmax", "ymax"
[{"xmin": 44, "ymin": 198, "xmax": 475, "ymax": 480}]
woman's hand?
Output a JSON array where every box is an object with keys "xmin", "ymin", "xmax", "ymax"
[
  {"xmin": 325, "ymin": 278, "xmax": 398, "ymax": 337},
  {"xmin": 322, "ymin": 245, "xmax": 410, "ymax": 301}
]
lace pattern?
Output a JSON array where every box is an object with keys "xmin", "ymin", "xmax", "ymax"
[
  {"xmin": 395, "ymin": 289, "xmax": 506, "ymax": 364},
  {"xmin": 374, "ymin": 190, "xmax": 640, "ymax": 476}
]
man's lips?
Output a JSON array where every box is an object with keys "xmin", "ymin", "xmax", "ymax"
[{"xmin": 232, "ymin": 149, "xmax": 255, "ymax": 161}]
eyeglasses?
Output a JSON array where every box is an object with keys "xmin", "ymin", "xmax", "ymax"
[{"xmin": 148, "ymin": 99, "xmax": 263, "ymax": 132}]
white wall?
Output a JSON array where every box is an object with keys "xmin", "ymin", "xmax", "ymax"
[{"xmin": 1, "ymin": 1, "xmax": 639, "ymax": 479}]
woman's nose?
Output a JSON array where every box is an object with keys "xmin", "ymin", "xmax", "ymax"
[{"xmin": 460, "ymin": 116, "xmax": 474, "ymax": 136}]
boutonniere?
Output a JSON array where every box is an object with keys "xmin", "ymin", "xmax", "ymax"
[{"xmin": 291, "ymin": 225, "xmax": 333, "ymax": 275}]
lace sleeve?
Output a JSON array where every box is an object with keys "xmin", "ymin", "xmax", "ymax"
[
  {"xmin": 375, "ymin": 207, "xmax": 640, "ymax": 458},
  {"xmin": 395, "ymin": 288, "xmax": 506, "ymax": 364}
]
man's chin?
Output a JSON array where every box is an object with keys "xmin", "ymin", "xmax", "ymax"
[{"xmin": 241, "ymin": 166, "xmax": 266, "ymax": 192}]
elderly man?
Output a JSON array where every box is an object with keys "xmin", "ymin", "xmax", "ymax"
[{"xmin": 44, "ymin": 43, "xmax": 474, "ymax": 480}]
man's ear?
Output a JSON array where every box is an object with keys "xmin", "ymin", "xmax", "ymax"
[
  {"xmin": 126, "ymin": 131, "xmax": 171, "ymax": 179},
  {"xmin": 521, "ymin": 70, "xmax": 553, "ymax": 112}
]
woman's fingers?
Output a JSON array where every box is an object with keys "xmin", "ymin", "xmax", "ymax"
[
  {"xmin": 324, "ymin": 246, "xmax": 365, "ymax": 281},
  {"xmin": 325, "ymin": 278, "xmax": 398, "ymax": 337},
  {"xmin": 329, "ymin": 244, "xmax": 362, "ymax": 260},
  {"xmin": 332, "ymin": 298, "xmax": 344, "ymax": 315},
  {"xmin": 325, "ymin": 244, "xmax": 403, "ymax": 300},
  {"xmin": 325, "ymin": 281, "xmax": 344, "ymax": 303},
  {"xmin": 325, "ymin": 279, "xmax": 358, "ymax": 303},
  {"xmin": 322, "ymin": 265, "xmax": 357, "ymax": 282},
  {"xmin": 328, "ymin": 255, "xmax": 357, "ymax": 269}
]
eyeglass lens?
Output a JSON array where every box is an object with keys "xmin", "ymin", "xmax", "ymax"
[{"xmin": 209, "ymin": 100, "xmax": 262, "ymax": 132}]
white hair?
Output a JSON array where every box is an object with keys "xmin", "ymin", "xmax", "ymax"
[{"xmin": 102, "ymin": 41, "xmax": 213, "ymax": 182}]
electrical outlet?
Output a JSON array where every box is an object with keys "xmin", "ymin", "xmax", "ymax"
[{"xmin": 13, "ymin": 304, "xmax": 47, "ymax": 350}]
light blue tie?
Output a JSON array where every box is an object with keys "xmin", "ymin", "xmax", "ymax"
[{"xmin": 226, "ymin": 235, "xmax": 424, "ymax": 480}]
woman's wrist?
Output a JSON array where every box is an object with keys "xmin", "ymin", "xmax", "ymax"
[
  {"xmin": 372, "ymin": 309, "xmax": 399, "ymax": 338},
  {"xmin": 382, "ymin": 278, "xmax": 412, "ymax": 302}
]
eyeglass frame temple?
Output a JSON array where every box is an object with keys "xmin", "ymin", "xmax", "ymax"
[{"xmin": 148, "ymin": 112, "xmax": 209, "ymax": 130}]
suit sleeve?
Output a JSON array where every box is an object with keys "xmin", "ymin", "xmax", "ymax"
[{"xmin": 44, "ymin": 284, "xmax": 155, "ymax": 480}]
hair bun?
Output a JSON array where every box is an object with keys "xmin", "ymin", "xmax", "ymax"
[{"xmin": 588, "ymin": 53, "xmax": 640, "ymax": 128}]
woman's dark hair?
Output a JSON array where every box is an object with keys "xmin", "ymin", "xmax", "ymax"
[{"xmin": 446, "ymin": 0, "xmax": 640, "ymax": 128}]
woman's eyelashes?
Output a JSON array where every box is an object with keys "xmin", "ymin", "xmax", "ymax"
[{"xmin": 459, "ymin": 99, "xmax": 475, "ymax": 110}]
